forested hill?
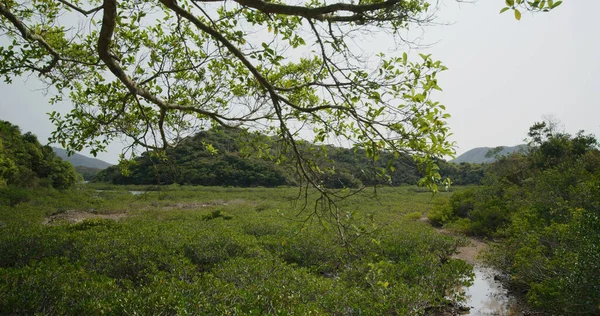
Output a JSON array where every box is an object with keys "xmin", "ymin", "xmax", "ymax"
[
  {"xmin": 0, "ymin": 120, "xmax": 78, "ymax": 191},
  {"xmin": 452, "ymin": 145, "xmax": 526, "ymax": 163},
  {"xmin": 95, "ymin": 128, "xmax": 486, "ymax": 187},
  {"xmin": 52, "ymin": 147, "xmax": 112, "ymax": 169}
]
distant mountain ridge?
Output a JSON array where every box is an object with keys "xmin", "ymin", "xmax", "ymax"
[
  {"xmin": 51, "ymin": 147, "xmax": 113, "ymax": 169},
  {"xmin": 452, "ymin": 144, "xmax": 526, "ymax": 164}
]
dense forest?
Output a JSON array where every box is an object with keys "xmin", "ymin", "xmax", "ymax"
[
  {"xmin": 428, "ymin": 122, "xmax": 600, "ymax": 314},
  {"xmin": 95, "ymin": 128, "xmax": 486, "ymax": 188},
  {"xmin": 0, "ymin": 121, "xmax": 77, "ymax": 205}
]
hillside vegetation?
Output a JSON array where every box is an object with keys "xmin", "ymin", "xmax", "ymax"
[
  {"xmin": 95, "ymin": 128, "xmax": 486, "ymax": 187},
  {"xmin": 428, "ymin": 122, "xmax": 600, "ymax": 314},
  {"xmin": 73, "ymin": 166, "xmax": 104, "ymax": 181},
  {"xmin": 0, "ymin": 121, "xmax": 77, "ymax": 194}
]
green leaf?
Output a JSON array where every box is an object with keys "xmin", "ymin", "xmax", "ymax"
[
  {"xmin": 514, "ymin": 9, "xmax": 522, "ymax": 20},
  {"xmin": 506, "ymin": 0, "xmax": 515, "ymax": 6},
  {"xmin": 500, "ymin": 7, "xmax": 510, "ymax": 14},
  {"xmin": 552, "ymin": 1, "xmax": 562, "ymax": 8}
]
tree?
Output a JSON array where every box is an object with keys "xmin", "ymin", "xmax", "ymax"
[
  {"xmin": 0, "ymin": 0, "xmax": 559, "ymax": 236},
  {"xmin": 0, "ymin": 120, "xmax": 78, "ymax": 190}
]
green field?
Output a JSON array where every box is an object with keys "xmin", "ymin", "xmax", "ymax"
[{"xmin": 0, "ymin": 185, "xmax": 472, "ymax": 315}]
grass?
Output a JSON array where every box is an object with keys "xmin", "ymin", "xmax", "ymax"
[{"xmin": 0, "ymin": 185, "xmax": 472, "ymax": 315}]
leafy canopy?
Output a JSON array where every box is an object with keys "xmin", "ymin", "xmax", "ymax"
[{"xmin": 0, "ymin": 1, "xmax": 558, "ymax": 196}]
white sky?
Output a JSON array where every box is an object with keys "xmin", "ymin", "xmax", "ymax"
[{"xmin": 1, "ymin": 1, "xmax": 598, "ymax": 164}]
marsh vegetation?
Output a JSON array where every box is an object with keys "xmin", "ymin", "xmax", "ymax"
[{"xmin": 0, "ymin": 185, "xmax": 474, "ymax": 315}]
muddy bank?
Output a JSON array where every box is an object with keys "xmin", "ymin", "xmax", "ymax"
[{"xmin": 43, "ymin": 210, "xmax": 127, "ymax": 225}]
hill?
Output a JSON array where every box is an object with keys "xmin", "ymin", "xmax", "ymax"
[
  {"xmin": 452, "ymin": 145, "xmax": 526, "ymax": 164},
  {"xmin": 94, "ymin": 128, "xmax": 486, "ymax": 187},
  {"xmin": 52, "ymin": 147, "xmax": 112, "ymax": 169},
  {"xmin": 0, "ymin": 120, "xmax": 77, "ymax": 191}
]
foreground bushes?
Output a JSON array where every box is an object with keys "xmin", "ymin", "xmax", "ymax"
[
  {"xmin": 431, "ymin": 123, "xmax": 600, "ymax": 314},
  {"xmin": 0, "ymin": 186, "xmax": 471, "ymax": 315}
]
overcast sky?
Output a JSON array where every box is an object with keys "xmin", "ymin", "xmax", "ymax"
[{"xmin": 1, "ymin": 1, "xmax": 598, "ymax": 164}]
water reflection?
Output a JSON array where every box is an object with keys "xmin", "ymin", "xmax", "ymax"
[
  {"xmin": 463, "ymin": 265, "xmax": 520, "ymax": 316},
  {"xmin": 94, "ymin": 189, "xmax": 146, "ymax": 195}
]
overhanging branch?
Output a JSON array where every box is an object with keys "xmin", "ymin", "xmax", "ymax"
[{"xmin": 0, "ymin": 2, "xmax": 60, "ymax": 74}]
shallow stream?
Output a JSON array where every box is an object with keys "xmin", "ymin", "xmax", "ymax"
[
  {"xmin": 461, "ymin": 265, "xmax": 520, "ymax": 315},
  {"xmin": 438, "ymin": 225, "xmax": 523, "ymax": 316}
]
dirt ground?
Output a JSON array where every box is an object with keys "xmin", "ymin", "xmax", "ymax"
[
  {"xmin": 451, "ymin": 237, "xmax": 487, "ymax": 266},
  {"xmin": 419, "ymin": 216, "xmax": 487, "ymax": 265},
  {"xmin": 41, "ymin": 199, "xmax": 244, "ymax": 225},
  {"xmin": 43, "ymin": 210, "xmax": 127, "ymax": 225}
]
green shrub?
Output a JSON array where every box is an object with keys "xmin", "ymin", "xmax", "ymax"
[
  {"xmin": 0, "ymin": 187, "xmax": 31, "ymax": 207},
  {"xmin": 0, "ymin": 258, "xmax": 120, "ymax": 314},
  {"xmin": 443, "ymin": 217, "xmax": 472, "ymax": 234},
  {"xmin": 469, "ymin": 204, "xmax": 506, "ymax": 236},
  {"xmin": 427, "ymin": 198, "xmax": 453, "ymax": 226},
  {"xmin": 68, "ymin": 218, "xmax": 118, "ymax": 231},
  {"xmin": 0, "ymin": 185, "xmax": 474, "ymax": 315},
  {"xmin": 404, "ymin": 211, "xmax": 423, "ymax": 221},
  {"xmin": 242, "ymin": 221, "xmax": 283, "ymax": 236},
  {"xmin": 448, "ymin": 189, "xmax": 475, "ymax": 218},
  {"xmin": 0, "ymin": 225, "xmax": 75, "ymax": 268},
  {"xmin": 201, "ymin": 209, "xmax": 233, "ymax": 221},
  {"xmin": 184, "ymin": 230, "xmax": 260, "ymax": 271},
  {"xmin": 209, "ymin": 257, "xmax": 327, "ymax": 314},
  {"xmin": 278, "ymin": 230, "xmax": 344, "ymax": 275}
]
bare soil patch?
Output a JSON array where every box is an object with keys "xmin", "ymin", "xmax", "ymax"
[
  {"xmin": 151, "ymin": 199, "xmax": 253, "ymax": 210},
  {"xmin": 451, "ymin": 237, "xmax": 487, "ymax": 266},
  {"xmin": 420, "ymin": 216, "xmax": 486, "ymax": 265},
  {"xmin": 43, "ymin": 210, "xmax": 127, "ymax": 225}
]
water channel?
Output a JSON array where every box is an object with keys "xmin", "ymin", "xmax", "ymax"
[
  {"xmin": 95, "ymin": 189, "xmax": 147, "ymax": 195},
  {"xmin": 461, "ymin": 265, "xmax": 521, "ymax": 315}
]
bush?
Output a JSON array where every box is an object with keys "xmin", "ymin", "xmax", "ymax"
[
  {"xmin": 184, "ymin": 229, "xmax": 261, "ymax": 271},
  {"xmin": 0, "ymin": 258, "xmax": 121, "ymax": 314},
  {"xmin": 427, "ymin": 189, "xmax": 476, "ymax": 228},
  {"xmin": 470, "ymin": 123, "xmax": 600, "ymax": 314},
  {"xmin": 0, "ymin": 185, "xmax": 473, "ymax": 315},
  {"xmin": 0, "ymin": 187, "xmax": 31, "ymax": 207},
  {"xmin": 404, "ymin": 211, "xmax": 423, "ymax": 221},
  {"xmin": 201, "ymin": 209, "xmax": 233, "ymax": 221},
  {"xmin": 427, "ymin": 198, "xmax": 453, "ymax": 226}
]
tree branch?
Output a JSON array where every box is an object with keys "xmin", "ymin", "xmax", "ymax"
[
  {"xmin": 56, "ymin": 0, "xmax": 103, "ymax": 16},
  {"xmin": 0, "ymin": 2, "xmax": 60, "ymax": 74},
  {"xmin": 229, "ymin": 0, "xmax": 403, "ymax": 22}
]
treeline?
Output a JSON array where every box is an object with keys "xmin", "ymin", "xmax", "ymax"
[
  {"xmin": 95, "ymin": 129, "xmax": 289, "ymax": 187},
  {"xmin": 74, "ymin": 166, "xmax": 106, "ymax": 181},
  {"xmin": 94, "ymin": 128, "xmax": 486, "ymax": 187},
  {"xmin": 428, "ymin": 122, "xmax": 600, "ymax": 314},
  {"xmin": 0, "ymin": 121, "xmax": 78, "ymax": 205}
]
